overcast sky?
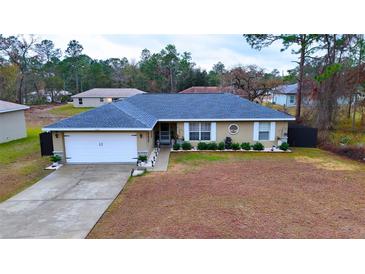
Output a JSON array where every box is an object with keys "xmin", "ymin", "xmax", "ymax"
[{"xmin": 42, "ymin": 34, "xmax": 297, "ymax": 74}]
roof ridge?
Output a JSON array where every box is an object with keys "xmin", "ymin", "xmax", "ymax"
[{"xmin": 111, "ymin": 101, "xmax": 157, "ymax": 128}]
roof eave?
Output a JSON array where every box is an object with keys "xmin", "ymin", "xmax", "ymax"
[{"xmin": 42, "ymin": 127, "xmax": 154, "ymax": 132}]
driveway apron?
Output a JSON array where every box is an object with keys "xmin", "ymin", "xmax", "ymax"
[{"xmin": 0, "ymin": 164, "xmax": 132, "ymax": 239}]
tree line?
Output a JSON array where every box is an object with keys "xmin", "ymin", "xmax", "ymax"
[
  {"xmin": 244, "ymin": 34, "xmax": 365, "ymax": 131},
  {"xmin": 0, "ymin": 35, "xmax": 228, "ymax": 103},
  {"xmin": 0, "ymin": 35, "xmax": 285, "ymax": 105}
]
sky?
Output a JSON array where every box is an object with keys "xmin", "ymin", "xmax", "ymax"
[{"xmin": 42, "ymin": 35, "xmax": 297, "ymax": 74}]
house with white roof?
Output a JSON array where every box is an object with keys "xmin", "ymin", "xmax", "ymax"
[
  {"xmin": 72, "ymin": 88, "xmax": 145, "ymax": 107},
  {"xmin": 0, "ymin": 100, "xmax": 29, "ymax": 143}
]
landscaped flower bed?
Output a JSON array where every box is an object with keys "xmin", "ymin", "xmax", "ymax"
[{"xmin": 171, "ymin": 141, "xmax": 291, "ymax": 152}]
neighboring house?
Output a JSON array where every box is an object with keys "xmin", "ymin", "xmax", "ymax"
[
  {"xmin": 180, "ymin": 86, "xmax": 236, "ymax": 94},
  {"xmin": 0, "ymin": 100, "xmax": 29, "ymax": 143},
  {"xmin": 72, "ymin": 88, "xmax": 145, "ymax": 107},
  {"xmin": 271, "ymin": 84, "xmax": 298, "ymax": 107},
  {"xmin": 43, "ymin": 93, "xmax": 294, "ymax": 164}
]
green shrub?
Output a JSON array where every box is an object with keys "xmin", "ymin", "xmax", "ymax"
[
  {"xmin": 232, "ymin": 143, "xmax": 240, "ymax": 150},
  {"xmin": 241, "ymin": 142, "xmax": 251, "ymax": 150},
  {"xmin": 207, "ymin": 142, "xmax": 218, "ymax": 150},
  {"xmin": 173, "ymin": 143, "xmax": 181, "ymax": 150},
  {"xmin": 339, "ymin": 135, "xmax": 351, "ymax": 145},
  {"xmin": 252, "ymin": 142, "xmax": 264, "ymax": 151},
  {"xmin": 279, "ymin": 142, "xmax": 289, "ymax": 151},
  {"xmin": 138, "ymin": 155, "xmax": 148, "ymax": 162},
  {"xmin": 50, "ymin": 155, "xmax": 62, "ymax": 163},
  {"xmin": 197, "ymin": 142, "xmax": 208, "ymax": 150},
  {"xmin": 218, "ymin": 142, "xmax": 225, "ymax": 150},
  {"xmin": 181, "ymin": 141, "xmax": 192, "ymax": 150}
]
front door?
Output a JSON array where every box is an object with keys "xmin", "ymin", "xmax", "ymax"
[{"xmin": 159, "ymin": 123, "xmax": 170, "ymax": 145}]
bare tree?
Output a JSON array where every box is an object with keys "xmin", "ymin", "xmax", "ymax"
[
  {"xmin": 224, "ymin": 65, "xmax": 282, "ymax": 102},
  {"xmin": 0, "ymin": 35, "xmax": 36, "ymax": 103}
]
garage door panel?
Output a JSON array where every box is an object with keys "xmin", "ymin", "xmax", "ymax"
[{"xmin": 64, "ymin": 133, "xmax": 137, "ymax": 163}]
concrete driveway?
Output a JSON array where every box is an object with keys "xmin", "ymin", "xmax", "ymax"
[{"xmin": 0, "ymin": 164, "xmax": 132, "ymax": 239}]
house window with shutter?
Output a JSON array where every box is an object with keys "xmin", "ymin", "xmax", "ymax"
[
  {"xmin": 258, "ymin": 122, "xmax": 270, "ymax": 141},
  {"xmin": 189, "ymin": 122, "xmax": 211, "ymax": 141}
]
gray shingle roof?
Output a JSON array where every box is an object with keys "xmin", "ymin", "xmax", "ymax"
[
  {"xmin": 273, "ymin": 83, "xmax": 298, "ymax": 94},
  {"xmin": 0, "ymin": 100, "xmax": 29, "ymax": 113},
  {"xmin": 71, "ymin": 88, "xmax": 145, "ymax": 98},
  {"xmin": 44, "ymin": 93, "xmax": 294, "ymax": 130}
]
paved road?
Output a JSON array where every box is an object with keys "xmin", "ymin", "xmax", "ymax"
[{"xmin": 0, "ymin": 164, "xmax": 132, "ymax": 239}]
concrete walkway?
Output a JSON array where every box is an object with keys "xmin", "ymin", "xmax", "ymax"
[
  {"xmin": 152, "ymin": 147, "xmax": 171, "ymax": 172},
  {"xmin": 0, "ymin": 164, "xmax": 132, "ymax": 239}
]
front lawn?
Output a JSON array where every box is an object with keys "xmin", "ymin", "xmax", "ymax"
[
  {"xmin": 89, "ymin": 148, "xmax": 365, "ymax": 238},
  {"xmin": 0, "ymin": 128, "xmax": 51, "ymax": 202},
  {"xmin": 48, "ymin": 103, "xmax": 94, "ymax": 116},
  {"xmin": 0, "ymin": 104, "xmax": 92, "ymax": 202}
]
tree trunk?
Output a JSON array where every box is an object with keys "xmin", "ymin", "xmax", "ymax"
[
  {"xmin": 296, "ymin": 36, "xmax": 306, "ymax": 121},
  {"xmin": 352, "ymin": 95, "xmax": 357, "ymax": 131},
  {"xmin": 347, "ymin": 93, "xmax": 353, "ymax": 118},
  {"xmin": 18, "ymin": 74, "xmax": 24, "ymax": 103}
]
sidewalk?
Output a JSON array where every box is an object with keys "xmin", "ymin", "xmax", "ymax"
[{"xmin": 152, "ymin": 147, "xmax": 170, "ymax": 172}]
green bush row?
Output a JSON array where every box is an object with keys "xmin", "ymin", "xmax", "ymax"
[{"xmin": 172, "ymin": 141, "xmax": 289, "ymax": 151}]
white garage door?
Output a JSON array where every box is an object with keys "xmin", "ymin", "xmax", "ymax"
[{"xmin": 64, "ymin": 132, "xmax": 137, "ymax": 163}]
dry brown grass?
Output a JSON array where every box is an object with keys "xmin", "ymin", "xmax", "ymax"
[
  {"xmin": 88, "ymin": 149, "xmax": 365, "ymax": 239},
  {"xmin": 0, "ymin": 104, "xmax": 88, "ymax": 202}
]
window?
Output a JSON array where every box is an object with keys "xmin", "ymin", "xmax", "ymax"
[
  {"xmin": 258, "ymin": 122, "xmax": 270, "ymax": 141},
  {"xmin": 200, "ymin": 122, "xmax": 211, "ymax": 140},
  {"xmin": 100, "ymin": 98, "xmax": 104, "ymax": 102},
  {"xmin": 189, "ymin": 122, "xmax": 211, "ymax": 141},
  {"xmin": 112, "ymin": 98, "xmax": 118, "ymax": 102},
  {"xmin": 228, "ymin": 124, "xmax": 239, "ymax": 135},
  {"xmin": 289, "ymin": 95, "xmax": 295, "ymax": 104},
  {"xmin": 78, "ymin": 98, "xmax": 83, "ymax": 105},
  {"xmin": 189, "ymin": 122, "xmax": 200, "ymax": 140}
]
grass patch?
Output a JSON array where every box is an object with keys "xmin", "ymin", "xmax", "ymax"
[
  {"xmin": 89, "ymin": 147, "xmax": 365, "ymax": 239},
  {"xmin": 0, "ymin": 127, "xmax": 42, "ymax": 164},
  {"xmin": 170, "ymin": 148, "xmax": 365, "ymax": 171},
  {"xmin": 48, "ymin": 104, "xmax": 93, "ymax": 116}
]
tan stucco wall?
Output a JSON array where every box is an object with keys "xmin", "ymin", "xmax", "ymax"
[
  {"xmin": 136, "ymin": 130, "xmax": 155, "ymax": 156},
  {"xmin": 177, "ymin": 121, "xmax": 288, "ymax": 147},
  {"xmin": 0, "ymin": 110, "xmax": 27, "ymax": 143},
  {"xmin": 73, "ymin": 97, "xmax": 128, "ymax": 107},
  {"xmin": 51, "ymin": 130, "xmax": 154, "ymax": 162},
  {"xmin": 217, "ymin": 121, "xmax": 288, "ymax": 147}
]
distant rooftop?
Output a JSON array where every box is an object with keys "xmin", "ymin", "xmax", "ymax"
[
  {"xmin": 0, "ymin": 100, "xmax": 29, "ymax": 113},
  {"xmin": 179, "ymin": 86, "xmax": 235, "ymax": 94},
  {"xmin": 72, "ymin": 88, "xmax": 145, "ymax": 98},
  {"xmin": 273, "ymin": 83, "xmax": 298, "ymax": 94}
]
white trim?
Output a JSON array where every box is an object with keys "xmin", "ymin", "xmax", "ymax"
[
  {"xmin": 158, "ymin": 118, "xmax": 295, "ymax": 122},
  {"xmin": 270, "ymin": 122, "xmax": 276, "ymax": 141},
  {"xmin": 211, "ymin": 122, "xmax": 216, "ymax": 141},
  {"xmin": 253, "ymin": 122, "xmax": 259, "ymax": 141},
  {"xmin": 42, "ymin": 127, "xmax": 153, "ymax": 132},
  {"xmin": 184, "ymin": 122, "xmax": 189, "ymax": 141},
  {"xmin": 0, "ymin": 106, "xmax": 29, "ymax": 113}
]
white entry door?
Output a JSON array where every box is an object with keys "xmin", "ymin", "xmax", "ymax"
[{"xmin": 64, "ymin": 132, "xmax": 137, "ymax": 163}]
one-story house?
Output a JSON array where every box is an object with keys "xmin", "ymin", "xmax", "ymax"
[
  {"xmin": 72, "ymin": 88, "xmax": 145, "ymax": 107},
  {"xmin": 43, "ymin": 93, "xmax": 295, "ymax": 164},
  {"xmin": 271, "ymin": 84, "xmax": 297, "ymax": 107},
  {"xmin": 0, "ymin": 100, "xmax": 29, "ymax": 143}
]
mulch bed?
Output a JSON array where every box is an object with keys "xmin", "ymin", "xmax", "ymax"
[{"xmin": 88, "ymin": 157, "xmax": 365, "ymax": 239}]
